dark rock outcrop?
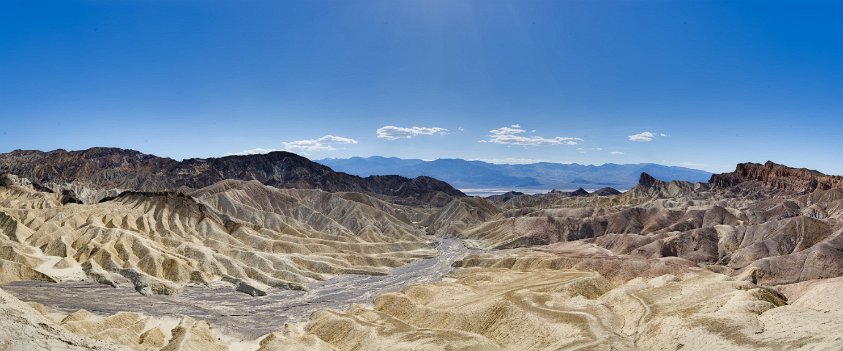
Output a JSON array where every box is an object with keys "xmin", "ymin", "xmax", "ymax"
[
  {"xmin": 0, "ymin": 173, "xmax": 53, "ymax": 193},
  {"xmin": 570, "ymin": 187, "xmax": 589, "ymax": 197},
  {"xmin": 590, "ymin": 187, "xmax": 622, "ymax": 196},
  {"xmin": 59, "ymin": 189, "xmax": 82, "ymax": 205},
  {"xmin": 0, "ymin": 148, "xmax": 464, "ymax": 205},
  {"xmin": 486, "ymin": 191, "xmax": 525, "ymax": 202},
  {"xmin": 624, "ymin": 172, "xmax": 705, "ymax": 198},
  {"xmin": 638, "ymin": 172, "xmax": 658, "ymax": 188}
]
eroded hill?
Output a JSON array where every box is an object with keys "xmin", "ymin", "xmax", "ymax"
[
  {"xmin": 0, "ymin": 176, "xmax": 437, "ymax": 296},
  {"xmin": 2, "ymin": 157, "xmax": 843, "ymax": 350}
]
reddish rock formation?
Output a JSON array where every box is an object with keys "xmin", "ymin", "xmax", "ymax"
[{"xmin": 710, "ymin": 161, "xmax": 843, "ymax": 193}]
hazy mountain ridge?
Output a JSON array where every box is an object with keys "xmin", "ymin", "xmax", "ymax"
[{"xmin": 318, "ymin": 156, "xmax": 712, "ymax": 189}]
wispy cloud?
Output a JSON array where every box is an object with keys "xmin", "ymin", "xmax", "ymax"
[
  {"xmin": 223, "ymin": 148, "xmax": 281, "ymax": 156},
  {"xmin": 610, "ymin": 151, "xmax": 625, "ymax": 155},
  {"xmin": 376, "ymin": 126, "xmax": 448, "ymax": 140},
  {"xmin": 481, "ymin": 124, "xmax": 583, "ymax": 146},
  {"xmin": 282, "ymin": 135, "xmax": 358, "ymax": 153},
  {"xmin": 628, "ymin": 131, "xmax": 661, "ymax": 142}
]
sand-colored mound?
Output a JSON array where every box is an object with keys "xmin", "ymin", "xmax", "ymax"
[
  {"xmin": 0, "ymin": 179, "xmax": 436, "ymax": 295},
  {"xmin": 279, "ymin": 264, "xmax": 843, "ymax": 350},
  {"xmin": 191, "ymin": 180, "xmax": 426, "ymax": 242},
  {"xmin": 4, "ymin": 262, "xmax": 843, "ymax": 350},
  {"xmin": 455, "ymin": 241, "xmax": 704, "ymax": 284},
  {"xmin": 455, "ymin": 204, "xmax": 746, "ymax": 249},
  {"xmin": 0, "ymin": 288, "xmax": 123, "ymax": 350},
  {"xmin": 425, "ymin": 197, "xmax": 502, "ymax": 236},
  {"xmin": 5, "ymin": 292, "xmax": 248, "ymax": 351}
]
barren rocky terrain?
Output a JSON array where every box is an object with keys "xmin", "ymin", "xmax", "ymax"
[
  {"xmin": 2, "ymin": 238, "xmax": 472, "ymax": 340},
  {"xmin": 1, "ymin": 149, "xmax": 842, "ymax": 350}
]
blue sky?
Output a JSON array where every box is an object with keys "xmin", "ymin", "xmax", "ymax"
[{"xmin": 1, "ymin": 0, "xmax": 841, "ymax": 174}]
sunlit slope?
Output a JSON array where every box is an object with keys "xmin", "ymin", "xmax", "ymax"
[
  {"xmin": 0, "ymin": 178, "xmax": 435, "ymax": 295},
  {"xmin": 270, "ymin": 264, "xmax": 843, "ymax": 350},
  {"xmin": 3, "ymin": 252, "xmax": 843, "ymax": 350}
]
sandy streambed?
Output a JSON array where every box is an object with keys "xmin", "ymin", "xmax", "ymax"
[{"xmin": 2, "ymin": 238, "xmax": 474, "ymax": 339}]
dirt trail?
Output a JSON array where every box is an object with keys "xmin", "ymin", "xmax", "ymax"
[{"xmin": 2, "ymin": 238, "xmax": 475, "ymax": 339}]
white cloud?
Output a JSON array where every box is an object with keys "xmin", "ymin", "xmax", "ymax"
[
  {"xmin": 481, "ymin": 124, "xmax": 583, "ymax": 146},
  {"xmin": 223, "ymin": 148, "xmax": 281, "ymax": 156},
  {"xmin": 628, "ymin": 131, "xmax": 656, "ymax": 142},
  {"xmin": 472, "ymin": 157, "xmax": 557, "ymax": 164},
  {"xmin": 576, "ymin": 147, "xmax": 603, "ymax": 154},
  {"xmin": 660, "ymin": 133, "xmax": 668, "ymax": 137},
  {"xmin": 610, "ymin": 151, "xmax": 625, "ymax": 155},
  {"xmin": 376, "ymin": 126, "xmax": 448, "ymax": 140},
  {"xmin": 282, "ymin": 135, "xmax": 358, "ymax": 153}
]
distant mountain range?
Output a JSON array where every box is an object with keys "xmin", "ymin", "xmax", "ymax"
[{"xmin": 318, "ymin": 157, "xmax": 712, "ymax": 190}]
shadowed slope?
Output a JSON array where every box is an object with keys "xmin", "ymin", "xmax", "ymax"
[{"xmin": 434, "ymin": 164, "xmax": 843, "ymax": 287}]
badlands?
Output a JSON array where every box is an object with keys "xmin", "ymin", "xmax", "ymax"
[{"xmin": 1, "ymin": 148, "xmax": 842, "ymax": 350}]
